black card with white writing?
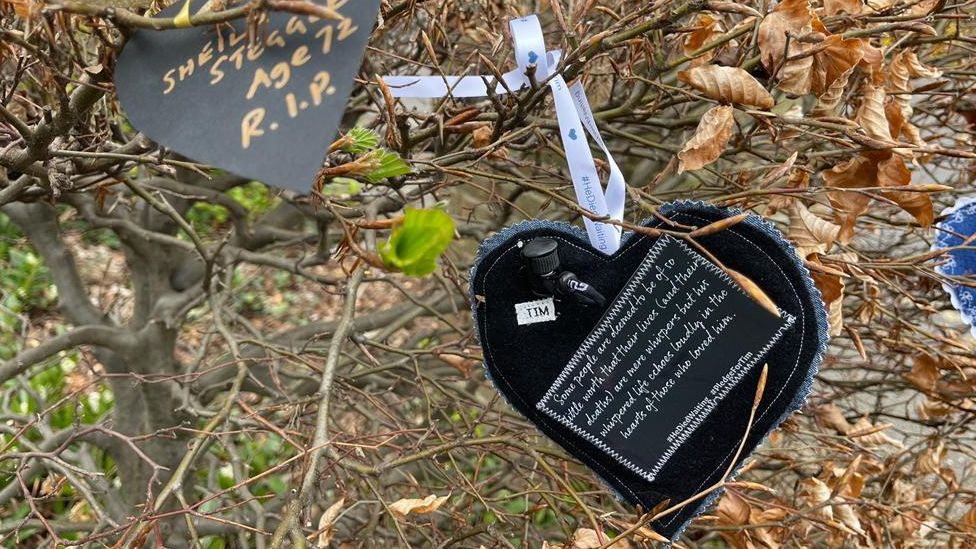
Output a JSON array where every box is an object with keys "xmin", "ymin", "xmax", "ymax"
[
  {"xmin": 472, "ymin": 204, "xmax": 829, "ymax": 539},
  {"xmin": 115, "ymin": 0, "xmax": 381, "ymax": 192},
  {"xmin": 537, "ymin": 236, "xmax": 794, "ymax": 482}
]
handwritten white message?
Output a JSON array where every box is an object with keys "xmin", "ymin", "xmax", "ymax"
[{"xmin": 537, "ymin": 236, "xmax": 794, "ymax": 482}]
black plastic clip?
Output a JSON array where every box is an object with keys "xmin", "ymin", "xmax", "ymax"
[{"xmin": 521, "ymin": 238, "xmax": 607, "ymax": 308}]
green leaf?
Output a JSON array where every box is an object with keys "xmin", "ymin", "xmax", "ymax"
[
  {"xmin": 363, "ymin": 149, "xmax": 411, "ymax": 183},
  {"xmin": 319, "ymin": 177, "xmax": 363, "ymax": 196},
  {"xmin": 379, "ymin": 208, "xmax": 454, "ymax": 277},
  {"xmin": 341, "ymin": 127, "xmax": 380, "ymax": 154}
]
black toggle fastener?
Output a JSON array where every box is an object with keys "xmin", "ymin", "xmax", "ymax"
[{"xmin": 521, "ymin": 238, "xmax": 607, "ymax": 308}]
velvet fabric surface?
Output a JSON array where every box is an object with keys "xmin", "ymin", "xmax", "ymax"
[{"xmin": 470, "ymin": 202, "xmax": 829, "ymax": 540}]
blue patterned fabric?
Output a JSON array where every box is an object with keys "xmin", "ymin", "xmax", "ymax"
[{"xmin": 934, "ymin": 197, "xmax": 976, "ymax": 338}]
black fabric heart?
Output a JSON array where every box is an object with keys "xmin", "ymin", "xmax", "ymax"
[
  {"xmin": 470, "ymin": 201, "xmax": 828, "ymax": 540},
  {"xmin": 115, "ymin": 0, "xmax": 380, "ymax": 192}
]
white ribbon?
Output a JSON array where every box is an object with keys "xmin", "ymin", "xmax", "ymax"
[{"xmin": 381, "ymin": 15, "xmax": 625, "ymax": 254}]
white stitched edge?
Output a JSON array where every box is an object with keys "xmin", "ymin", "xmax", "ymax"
[{"xmin": 536, "ymin": 313, "xmax": 794, "ymax": 484}]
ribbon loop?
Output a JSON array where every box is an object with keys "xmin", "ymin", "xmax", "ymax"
[
  {"xmin": 381, "ymin": 14, "xmax": 625, "ymax": 254},
  {"xmin": 509, "ymin": 16, "xmax": 551, "ymax": 79}
]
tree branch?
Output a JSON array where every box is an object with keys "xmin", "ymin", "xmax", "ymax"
[{"xmin": 0, "ymin": 325, "xmax": 132, "ymax": 383}]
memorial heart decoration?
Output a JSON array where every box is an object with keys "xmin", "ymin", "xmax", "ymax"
[
  {"xmin": 114, "ymin": 0, "xmax": 381, "ymax": 192},
  {"xmin": 933, "ymin": 196, "xmax": 976, "ymax": 337},
  {"xmin": 470, "ymin": 202, "xmax": 828, "ymax": 539},
  {"xmin": 382, "ymin": 15, "xmax": 828, "ymax": 540}
]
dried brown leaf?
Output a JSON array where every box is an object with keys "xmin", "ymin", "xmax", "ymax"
[
  {"xmin": 907, "ymin": 0, "xmax": 941, "ymax": 16},
  {"xmin": 833, "ymin": 499, "xmax": 866, "ymax": 536},
  {"xmin": 716, "ymin": 490, "xmax": 751, "ymax": 525},
  {"xmin": 855, "ymin": 83, "xmax": 895, "ymax": 143},
  {"xmin": 684, "ymin": 14, "xmax": 722, "ymax": 67},
  {"xmin": 724, "ymin": 480, "xmax": 776, "ymax": 493},
  {"xmin": 571, "ymin": 528, "xmax": 627, "ymax": 549},
  {"xmin": 759, "ymin": 1, "xmax": 868, "ymax": 96},
  {"xmin": 885, "ymin": 99, "xmax": 906, "ymax": 139},
  {"xmin": 886, "ymin": 50, "xmax": 942, "ymax": 146},
  {"xmin": 788, "ymin": 201, "xmax": 840, "ymax": 257},
  {"xmin": 916, "ymin": 440, "xmax": 946, "ymax": 476},
  {"xmin": 823, "ymin": 0, "xmax": 864, "ymax": 15},
  {"xmin": 918, "ymin": 399, "xmax": 955, "ymax": 420},
  {"xmin": 678, "ymin": 105, "xmax": 735, "ymax": 173},
  {"xmin": 678, "ymin": 66, "xmax": 775, "ymax": 109},
  {"xmin": 849, "ymin": 417, "xmax": 903, "ymax": 448},
  {"xmin": 39, "ymin": 474, "xmax": 64, "ymax": 496},
  {"xmin": 755, "ymin": 151, "xmax": 799, "ymax": 189},
  {"xmin": 317, "ymin": 499, "xmax": 345, "ymax": 548},
  {"xmin": 388, "ymin": 493, "xmax": 450, "ymax": 518},
  {"xmin": 864, "ymin": 0, "xmax": 894, "ymax": 10},
  {"xmin": 827, "ymin": 250, "xmax": 872, "ymax": 282},
  {"xmin": 817, "ymin": 403, "xmax": 853, "ymax": 434},
  {"xmin": 776, "ymin": 47, "xmax": 817, "ymax": 95},
  {"xmin": 961, "ymin": 504, "xmax": 976, "ymax": 535},
  {"xmin": 906, "ymin": 353, "xmax": 940, "ymax": 392},
  {"xmin": 767, "ymin": 169, "xmax": 809, "ymax": 215},
  {"xmin": 812, "ymin": 35, "xmax": 864, "ymax": 96},
  {"xmin": 434, "ymin": 352, "xmax": 475, "ymax": 378},
  {"xmin": 823, "ymin": 151, "xmax": 929, "ymax": 240},
  {"xmin": 878, "ymin": 155, "xmax": 933, "ymax": 228},
  {"xmin": 857, "ymin": 41, "xmax": 885, "ymax": 85},
  {"xmin": 798, "ymin": 478, "xmax": 833, "ymax": 520},
  {"xmin": 472, "ymin": 125, "xmax": 493, "ymax": 148},
  {"xmin": 846, "ymin": 325, "xmax": 867, "ymax": 360},
  {"xmin": 809, "ymin": 265, "xmax": 844, "ymax": 336},
  {"xmin": 758, "ymin": 0, "xmax": 814, "ymax": 74},
  {"xmin": 823, "ymin": 154, "xmax": 876, "ymax": 244},
  {"xmin": 888, "ymin": 51, "xmax": 942, "ymax": 92}
]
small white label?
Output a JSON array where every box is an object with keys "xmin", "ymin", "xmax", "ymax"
[{"xmin": 515, "ymin": 297, "xmax": 556, "ymax": 325}]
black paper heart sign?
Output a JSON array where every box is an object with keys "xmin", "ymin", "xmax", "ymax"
[
  {"xmin": 471, "ymin": 201, "xmax": 828, "ymax": 540},
  {"xmin": 114, "ymin": 0, "xmax": 381, "ymax": 192}
]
